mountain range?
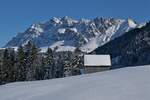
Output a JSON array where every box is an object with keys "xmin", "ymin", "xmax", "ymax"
[{"xmin": 5, "ymin": 16, "xmax": 140, "ymax": 52}]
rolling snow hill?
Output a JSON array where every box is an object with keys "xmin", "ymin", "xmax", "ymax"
[
  {"xmin": 0, "ymin": 65, "xmax": 150, "ymax": 100},
  {"xmin": 5, "ymin": 17, "xmax": 138, "ymax": 52}
]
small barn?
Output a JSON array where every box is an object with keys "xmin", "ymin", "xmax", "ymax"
[{"xmin": 84, "ymin": 55, "xmax": 111, "ymax": 74}]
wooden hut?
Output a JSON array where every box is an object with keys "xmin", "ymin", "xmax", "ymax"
[{"xmin": 84, "ymin": 55, "xmax": 111, "ymax": 74}]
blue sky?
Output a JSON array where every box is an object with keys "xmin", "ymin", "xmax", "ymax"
[{"xmin": 0, "ymin": 0, "xmax": 149, "ymax": 47}]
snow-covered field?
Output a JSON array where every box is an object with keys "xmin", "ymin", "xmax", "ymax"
[{"xmin": 0, "ymin": 65, "xmax": 150, "ymax": 100}]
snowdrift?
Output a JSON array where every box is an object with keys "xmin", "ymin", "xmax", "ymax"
[{"xmin": 0, "ymin": 65, "xmax": 150, "ymax": 100}]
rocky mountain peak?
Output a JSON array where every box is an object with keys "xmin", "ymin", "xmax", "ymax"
[{"xmin": 5, "ymin": 17, "xmax": 139, "ymax": 52}]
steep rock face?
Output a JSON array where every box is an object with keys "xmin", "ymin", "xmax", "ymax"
[
  {"xmin": 5, "ymin": 17, "xmax": 138, "ymax": 52},
  {"xmin": 93, "ymin": 22, "xmax": 150, "ymax": 68}
]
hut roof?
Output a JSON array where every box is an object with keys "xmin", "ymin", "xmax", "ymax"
[{"xmin": 84, "ymin": 55, "xmax": 111, "ymax": 66}]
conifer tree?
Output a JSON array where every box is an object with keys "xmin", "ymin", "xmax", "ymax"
[
  {"xmin": 35, "ymin": 56, "xmax": 45, "ymax": 80},
  {"xmin": 1, "ymin": 49, "xmax": 16, "ymax": 83},
  {"xmin": 24, "ymin": 41, "xmax": 39, "ymax": 81},
  {"xmin": 8, "ymin": 49, "xmax": 16, "ymax": 82},
  {"xmin": 0, "ymin": 50, "xmax": 3, "ymax": 84},
  {"xmin": 72, "ymin": 47, "xmax": 84, "ymax": 75},
  {"xmin": 1, "ymin": 49, "xmax": 10, "ymax": 83},
  {"xmin": 16, "ymin": 46, "xmax": 26, "ymax": 81},
  {"xmin": 63, "ymin": 52, "xmax": 74, "ymax": 77},
  {"xmin": 44, "ymin": 48, "xmax": 55, "ymax": 79}
]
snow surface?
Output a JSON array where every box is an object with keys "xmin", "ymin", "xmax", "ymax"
[
  {"xmin": 128, "ymin": 19, "xmax": 137, "ymax": 28},
  {"xmin": 84, "ymin": 55, "xmax": 111, "ymax": 66},
  {"xmin": 40, "ymin": 41, "xmax": 76, "ymax": 52},
  {"xmin": 0, "ymin": 65, "xmax": 150, "ymax": 100},
  {"xmin": 52, "ymin": 17, "xmax": 61, "ymax": 24},
  {"xmin": 29, "ymin": 24, "xmax": 44, "ymax": 37},
  {"xmin": 58, "ymin": 28, "xmax": 66, "ymax": 34},
  {"xmin": 69, "ymin": 28, "xmax": 78, "ymax": 33}
]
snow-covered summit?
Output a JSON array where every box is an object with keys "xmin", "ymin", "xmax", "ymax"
[
  {"xmin": 51, "ymin": 17, "xmax": 61, "ymax": 24},
  {"xmin": 28, "ymin": 24, "xmax": 44, "ymax": 37},
  {"xmin": 127, "ymin": 18, "xmax": 137, "ymax": 28},
  {"xmin": 5, "ymin": 17, "xmax": 139, "ymax": 52}
]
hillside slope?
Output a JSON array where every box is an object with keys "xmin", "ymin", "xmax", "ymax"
[
  {"xmin": 0, "ymin": 65, "xmax": 150, "ymax": 100},
  {"xmin": 93, "ymin": 22, "xmax": 150, "ymax": 68}
]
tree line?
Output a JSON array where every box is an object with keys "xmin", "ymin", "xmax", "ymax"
[{"xmin": 0, "ymin": 42, "xmax": 84, "ymax": 85}]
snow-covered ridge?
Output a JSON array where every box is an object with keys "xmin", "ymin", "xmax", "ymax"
[
  {"xmin": 0, "ymin": 65, "xmax": 150, "ymax": 100},
  {"xmin": 5, "ymin": 17, "xmax": 139, "ymax": 52}
]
